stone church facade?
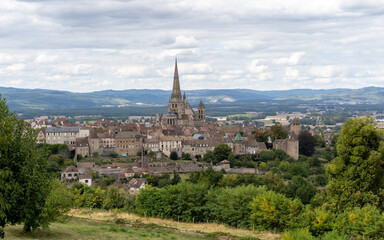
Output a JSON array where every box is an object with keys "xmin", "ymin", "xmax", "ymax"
[{"xmin": 158, "ymin": 59, "xmax": 205, "ymax": 126}]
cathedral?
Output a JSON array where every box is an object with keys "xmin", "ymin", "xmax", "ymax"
[{"xmin": 157, "ymin": 59, "xmax": 205, "ymax": 126}]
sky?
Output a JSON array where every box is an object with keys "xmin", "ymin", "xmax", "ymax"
[{"xmin": 1, "ymin": 0, "xmax": 384, "ymax": 92}]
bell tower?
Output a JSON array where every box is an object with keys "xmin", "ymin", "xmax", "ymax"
[{"xmin": 198, "ymin": 99, "xmax": 205, "ymax": 121}]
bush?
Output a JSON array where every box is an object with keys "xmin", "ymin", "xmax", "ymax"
[
  {"xmin": 183, "ymin": 153, "xmax": 191, "ymax": 160},
  {"xmin": 321, "ymin": 231, "xmax": 348, "ymax": 240},
  {"xmin": 283, "ymin": 176, "xmax": 317, "ymax": 204},
  {"xmin": 135, "ymin": 182, "xmax": 209, "ymax": 222},
  {"xmin": 170, "ymin": 151, "xmax": 178, "ymax": 160},
  {"xmin": 334, "ymin": 205, "xmax": 384, "ymax": 239},
  {"xmin": 249, "ymin": 190, "xmax": 303, "ymax": 231},
  {"xmin": 109, "ymin": 152, "xmax": 118, "ymax": 158},
  {"xmin": 43, "ymin": 179, "xmax": 74, "ymax": 223},
  {"xmin": 299, "ymin": 206, "xmax": 335, "ymax": 236},
  {"xmin": 71, "ymin": 183, "xmax": 105, "ymax": 208},
  {"xmin": 103, "ymin": 187, "xmax": 126, "ymax": 209},
  {"xmin": 314, "ymin": 174, "xmax": 327, "ymax": 187},
  {"xmin": 206, "ymin": 185, "xmax": 265, "ymax": 228},
  {"xmin": 282, "ymin": 228, "xmax": 315, "ymax": 240}
]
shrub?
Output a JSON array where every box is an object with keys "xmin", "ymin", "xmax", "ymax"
[
  {"xmin": 135, "ymin": 182, "xmax": 209, "ymax": 222},
  {"xmin": 103, "ymin": 187, "xmax": 126, "ymax": 209},
  {"xmin": 206, "ymin": 185, "xmax": 265, "ymax": 228},
  {"xmin": 249, "ymin": 190, "xmax": 303, "ymax": 231},
  {"xmin": 299, "ymin": 206, "xmax": 335, "ymax": 236},
  {"xmin": 282, "ymin": 228, "xmax": 315, "ymax": 240},
  {"xmin": 283, "ymin": 176, "xmax": 317, "ymax": 204},
  {"xmin": 321, "ymin": 231, "xmax": 348, "ymax": 240},
  {"xmin": 334, "ymin": 205, "xmax": 384, "ymax": 239},
  {"xmin": 170, "ymin": 151, "xmax": 178, "ymax": 160},
  {"xmin": 314, "ymin": 174, "xmax": 327, "ymax": 187}
]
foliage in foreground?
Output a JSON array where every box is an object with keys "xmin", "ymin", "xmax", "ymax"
[
  {"xmin": 326, "ymin": 117, "xmax": 384, "ymax": 212},
  {"xmin": 0, "ymin": 95, "xmax": 65, "ymax": 237}
]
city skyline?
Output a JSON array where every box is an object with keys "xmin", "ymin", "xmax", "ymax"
[{"xmin": 1, "ymin": 0, "xmax": 384, "ymax": 92}]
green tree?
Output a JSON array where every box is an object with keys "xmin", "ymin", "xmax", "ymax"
[
  {"xmin": 313, "ymin": 134, "xmax": 326, "ymax": 148},
  {"xmin": 0, "ymin": 96, "xmax": 53, "ymax": 236},
  {"xmin": 170, "ymin": 151, "xmax": 178, "ymax": 160},
  {"xmin": 283, "ymin": 176, "xmax": 317, "ymax": 204},
  {"xmin": 249, "ymin": 190, "xmax": 303, "ymax": 231},
  {"xmin": 271, "ymin": 122, "xmax": 289, "ymax": 141},
  {"xmin": 253, "ymin": 129, "xmax": 269, "ymax": 144},
  {"xmin": 299, "ymin": 130, "xmax": 315, "ymax": 156},
  {"xmin": 103, "ymin": 187, "xmax": 126, "ymax": 209},
  {"xmin": 182, "ymin": 153, "xmax": 191, "ymax": 160},
  {"xmin": 43, "ymin": 179, "xmax": 73, "ymax": 224},
  {"xmin": 202, "ymin": 151, "xmax": 215, "ymax": 163},
  {"xmin": 206, "ymin": 185, "xmax": 265, "ymax": 228},
  {"xmin": 213, "ymin": 143, "xmax": 232, "ymax": 162},
  {"xmin": 171, "ymin": 171, "xmax": 181, "ymax": 185},
  {"xmin": 326, "ymin": 117, "xmax": 384, "ymax": 212}
]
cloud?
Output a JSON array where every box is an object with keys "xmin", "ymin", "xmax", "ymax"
[
  {"xmin": 248, "ymin": 60, "xmax": 268, "ymax": 73},
  {"xmin": 113, "ymin": 66, "xmax": 147, "ymax": 78},
  {"xmin": 274, "ymin": 52, "xmax": 306, "ymax": 65},
  {"xmin": 173, "ymin": 36, "xmax": 199, "ymax": 48},
  {"xmin": 35, "ymin": 54, "xmax": 59, "ymax": 63},
  {"xmin": 309, "ymin": 65, "xmax": 340, "ymax": 78},
  {"xmin": 6, "ymin": 63, "xmax": 26, "ymax": 72},
  {"xmin": 0, "ymin": 0, "xmax": 383, "ymax": 91},
  {"xmin": 223, "ymin": 40, "xmax": 259, "ymax": 51}
]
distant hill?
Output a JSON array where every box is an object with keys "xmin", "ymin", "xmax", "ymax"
[{"xmin": 1, "ymin": 86, "xmax": 383, "ymax": 111}]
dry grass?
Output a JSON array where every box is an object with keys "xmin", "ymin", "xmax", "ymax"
[{"xmin": 70, "ymin": 209, "xmax": 280, "ymax": 240}]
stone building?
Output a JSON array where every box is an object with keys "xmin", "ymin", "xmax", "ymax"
[
  {"xmin": 182, "ymin": 139, "xmax": 219, "ymax": 158},
  {"xmin": 36, "ymin": 128, "xmax": 46, "ymax": 144},
  {"xmin": 45, "ymin": 127, "xmax": 89, "ymax": 150},
  {"xmin": 159, "ymin": 136, "xmax": 182, "ymax": 157},
  {"xmin": 115, "ymin": 131, "xmax": 143, "ymax": 157},
  {"xmin": 79, "ymin": 173, "xmax": 93, "ymax": 186},
  {"xmin": 159, "ymin": 59, "xmax": 205, "ymax": 126},
  {"xmin": 273, "ymin": 118, "xmax": 300, "ymax": 160},
  {"xmin": 75, "ymin": 137, "xmax": 90, "ymax": 158},
  {"xmin": 61, "ymin": 165, "xmax": 79, "ymax": 181}
]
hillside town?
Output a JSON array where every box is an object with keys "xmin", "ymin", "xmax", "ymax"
[{"xmin": 26, "ymin": 60, "xmax": 314, "ymax": 191}]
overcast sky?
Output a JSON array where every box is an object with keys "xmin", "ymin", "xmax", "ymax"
[{"xmin": 1, "ymin": 0, "xmax": 384, "ymax": 92}]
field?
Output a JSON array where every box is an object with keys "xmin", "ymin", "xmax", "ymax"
[{"xmin": 3, "ymin": 209, "xmax": 280, "ymax": 240}]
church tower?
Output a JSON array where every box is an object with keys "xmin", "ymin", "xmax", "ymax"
[
  {"xmin": 168, "ymin": 58, "xmax": 185, "ymax": 118},
  {"xmin": 160, "ymin": 58, "xmax": 206, "ymax": 126},
  {"xmin": 198, "ymin": 99, "xmax": 205, "ymax": 121}
]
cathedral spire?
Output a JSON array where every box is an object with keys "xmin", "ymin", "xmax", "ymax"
[{"xmin": 171, "ymin": 58, "xmax": 182, "ymax": 100}]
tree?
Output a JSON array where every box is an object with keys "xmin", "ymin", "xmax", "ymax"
[
  {"xmin": 170, "ymin": 151, "xmax": 178, "ymax": 160},
  {"xmin": 326, "ymin": 117, "xmax": 384, "ymax": 212},
  {"xmin": 271, "ymin": 122, "xmax": 289, "ymax": 141},
  {"xmin": 103, "ymin": 187, "xmax": 126, "ymax": 209},
  {"xmin": 299, "ymin": 130, "xmax": 315, "ymax": 156},
  {"xmin": 171, "ymin": 171, "xmax": 181, "ymax": 185},
  {"xmin": 249, "ymin": 190, "xmax": 303, "ymax": 231},
  {"xmin": 283, "ymin": 176, "xmax": 317, "ymax": 204},
  {"xmin": 182, "ymin": 153, "xmax": 191, "ymax": 160},
  {"xmin": 213, "ymin": 143, "xmax": 232, "ymax": 162},
  {"xmin": 0, "ymin": 96, "xmax": 53, "ymax": 236},
  {"xmin": 313, "ymin": 134, "xmax": 326, "ymax": 148},
  {"xmin": 202, "ymin": 150, "xmax": 215, "ymax": 163},
  {"xmin": 253, "ymin": 129, "xmax": 269, "ymax": 144}
]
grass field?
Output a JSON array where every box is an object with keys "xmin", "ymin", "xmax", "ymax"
[
  {"xmin": 4, "ymin": 218, "xmax": 218, "ymax": 240},
  {"xmin": 3, "ymin": 209, "xmax": 280, "ymax": 240}
]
